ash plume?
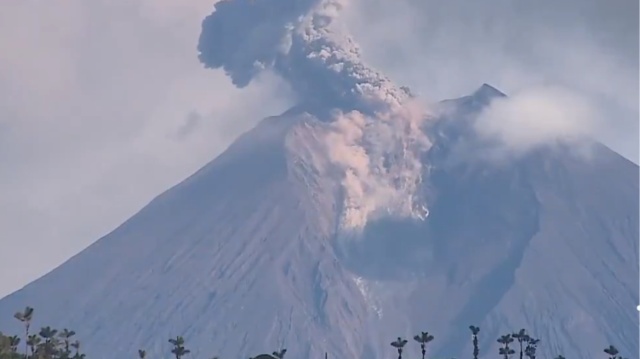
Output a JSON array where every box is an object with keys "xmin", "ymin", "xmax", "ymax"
[
  {"xmin": 197, "ymin": 0, "xmax": 411, "ymax": 114},
  {"xmin": 198, "ymin": 0, "xmax": 431, "ymax": 229}
]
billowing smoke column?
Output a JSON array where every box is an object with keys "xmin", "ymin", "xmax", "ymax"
[
  {"xmin": 198, "ymin": 0, "xmax": 411, "ymax": 114},
  {"xmin": 198, "ymin": 0, "xmax": 431, "ymax": 230}
]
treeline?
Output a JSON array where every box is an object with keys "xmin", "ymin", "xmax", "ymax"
[{"xmin": 0, "ymin": 306, "xmax": 628, "ymax": 359}]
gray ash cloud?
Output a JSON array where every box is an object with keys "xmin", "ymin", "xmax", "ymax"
[{"xmin": 197, "ymin": 0, "xmax": 411, "ymax": 114}]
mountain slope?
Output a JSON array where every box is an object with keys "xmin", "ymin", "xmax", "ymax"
[
  {"xmin": 0, "ymin": 110, "xmax": 363, "ymax": 358},
  {"xmin": 0, "ymin": 87, "xmax": 637, "ymax": 359}
]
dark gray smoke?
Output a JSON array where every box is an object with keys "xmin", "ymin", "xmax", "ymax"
[{"xmin": 197, "ymin": 0, "xmax": 411, "ymax": 114}]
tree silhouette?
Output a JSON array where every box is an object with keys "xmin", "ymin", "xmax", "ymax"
[
  {"xmin": 0, "ymin": 305, "xmax": 631, "ymax": 359},
  {"xmin": 497, "ymin": 334, "xmax": 515, "ymax": 359},
  {"xmin": 27, "ymin": 334, "xmax": 40, "ymax": 357},
  {"xmin": 469, "ymin": 325, "xmax": 480, "ymax": 359},
  {"xmin": 390, "ymin": 337, "xmax": 408, "ymax": 359},
  {"xmin": 58, "ymin": 328, "xmax": 76, "ymax": 358},
  {"xmin": 168, "ymin": 336, "xmax": 190, "ymax": 359},
  {"xmin": 413, "ymin": 331, "xmax": 434, "ymax": 359},
  {"xmin": 39, "ymin": 326, "xmax": 60, "ymax": 358},
  {"xmin": 13, "ymin": 306, "xmax": 33, "ymax": 358},
  {"xmin": 604, "ymin": 345, "xmax": 619, "ymax": 359},
  {"xmin": 272, "ymin": 349, "xmax": 287, "ymax": 359},
  {"xmin": 525, "ymin": 338, "xmax": 539, "ymax": 359},
  {"xmin": 512, "ymin": 328, "xmax": 530, "ymax": 359}
]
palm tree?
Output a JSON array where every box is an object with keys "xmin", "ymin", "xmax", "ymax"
[
  {"xmin": 27, "ymin": 334, "xmax": 41, "ymax": 357},
  {"xmin": 390, "ymin": 337, "xmax": 409, "ymax": 359},
  {"xmin": 59, "ymin": 328, "xmax": 76, "ymax": 358},
  {"xmin": 413, "ymin": 331, "xmax": 434, "ymax": 359},
  {"xmin": 169, "ymin": 336, "xmax": 191, "ymax": 359},
  {"xmin": 138, "ymin": 349, "xmax": 147, "ymax": 358},
  {"xmin": 39, "ymin": 326, "xmax": 57, "ymax": 343},
  {"xmin": 469, "ymin": 325, "xmax": 480, "ymax": 359},
  {"xmin": 604, "ymin": 345, "xmax": 619, "ymax": 359},
  {"xmin": 272, "ymin": 349, "xmax": 287, "ymax": 359},
  {"xmin": 497, "ymin": 334, "xmax": 515, "ymax": 359},
  {"xmin": 524, "ymin": 338, "xmax": 540, "ymax": 359},
  {"xmin": 14, "ymin": 306, "xmax": 34, "ymax": 358},
  {"xmin": 512, "ymin": 329, "xmax": 530, "ymax": 359},
  {"xmin": 39, "ymin": 326, "xmax": 60, "ymax": 358}
]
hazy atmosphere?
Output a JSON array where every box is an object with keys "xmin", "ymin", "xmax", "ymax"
[{"xmin": 0, "ymin": 0, "xmax": 637, "ymax": 298}]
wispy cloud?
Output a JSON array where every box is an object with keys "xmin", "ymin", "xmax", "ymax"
[{"xmin": 473, "ymin": 85, "xmax": 602, "ymax": 158}]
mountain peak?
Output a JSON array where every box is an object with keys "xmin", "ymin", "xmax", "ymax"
[{"xmin": 472, "ymin": 83, "xmax": 507, "ymax": 101}]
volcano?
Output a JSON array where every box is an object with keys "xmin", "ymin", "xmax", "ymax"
[
  {"xmin": 1, "ymin": 0, "xmax": 638, "ymax": 357},
  {"xmin": 0, "ymin": 84, "xmax": 637, "ymax": 359}
]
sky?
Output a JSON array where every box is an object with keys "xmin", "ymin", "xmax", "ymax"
[{"xmin": 0, "ymin": 0, "xmax": 637, "ymax": 298}]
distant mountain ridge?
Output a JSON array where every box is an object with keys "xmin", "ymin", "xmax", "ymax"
[{"xmin": 0, "ymin": 84, "xmax": 637, "ymax": 359}]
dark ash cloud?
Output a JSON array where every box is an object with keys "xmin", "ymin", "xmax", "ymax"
[{"xmin": 197, "ymin": 0, "xmax": 411, "ymax": 115}]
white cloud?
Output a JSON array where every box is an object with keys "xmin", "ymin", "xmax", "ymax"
[
  {"xmin": 0, "ymin": 0, "xmax": 291, "ymax": 297},
  {"xmin": 345, "ymin": 0, "xmax": 638, "ymax": 162},
  {"xmin": 474, "ymin": 86, "xmax": 601, "ymax": 155}
]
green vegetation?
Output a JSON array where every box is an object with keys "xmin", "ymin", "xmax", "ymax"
[{"xmin": 0, "ymin": 306, "xmax": 629, "ymax": 358}]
